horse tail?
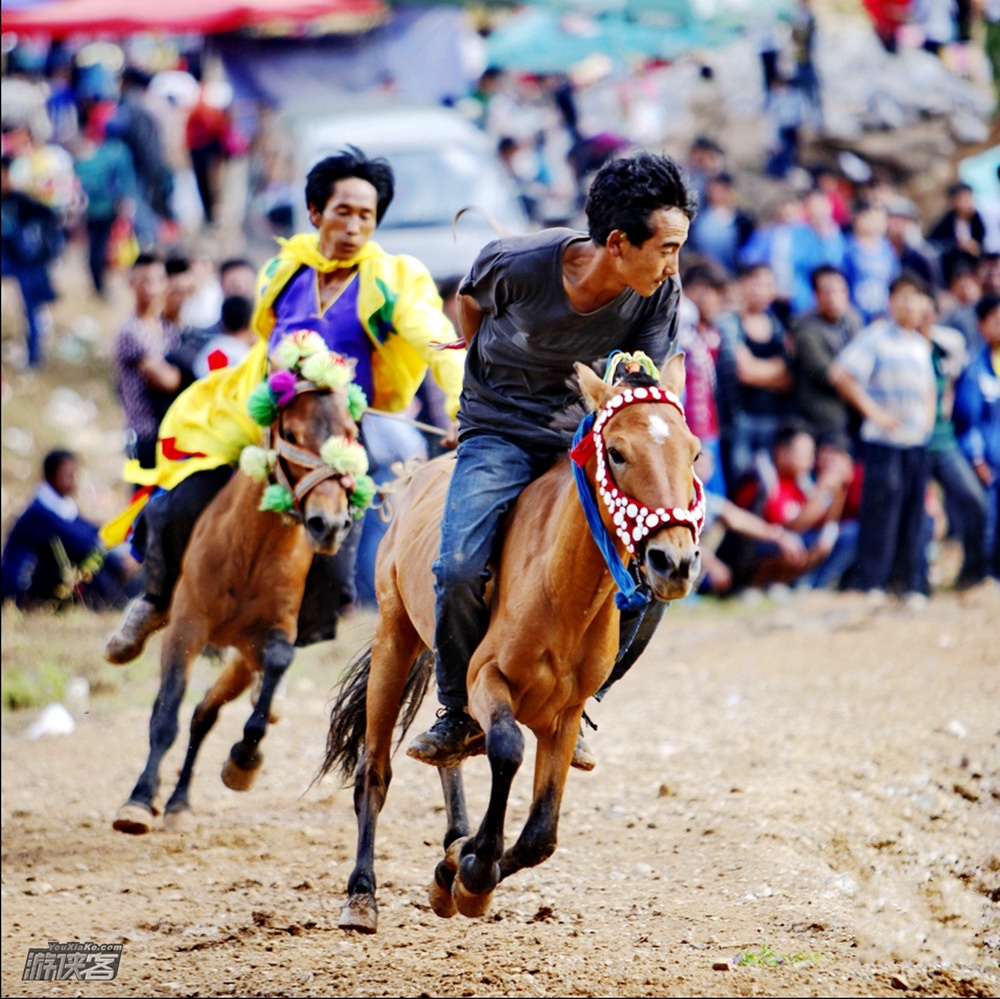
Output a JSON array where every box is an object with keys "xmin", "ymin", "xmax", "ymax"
[{"xmin": 319, "ymin": 646, "xmax": 434, "ymax": 784}]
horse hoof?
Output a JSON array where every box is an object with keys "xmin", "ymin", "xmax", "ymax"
[
  {"xmin": 453, "ymin": 876, "xmax": 494, "ymax": 919},
  {"xmin": 339, "ymin": 893, "xmax": 378, "ymax": 934},
  {"xmin": 162, "ymin": 807, "xmax": 194, "ymax": 832},
  {"xmin": 221, "ymin": 755, "xmax": 261, "ymax": 791},
  {"xmin": 443, "ymin": 835, "xmax": 470, "ymax": 872},
  {"xmin": 112, "ymin": 802, "xmax": 155, "ymax": 835},
  {"xmin": 429, "ymin": 860, "xmax": 457, "ymax": 919}
]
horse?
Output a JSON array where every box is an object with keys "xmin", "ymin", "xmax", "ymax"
[
  {"xmin": 320, "ymin": 353, "xmax": 703, "ymax": 932},
  {"xmin": 113, "ymin": 344, "xmax": 372, "ymax": 835}
]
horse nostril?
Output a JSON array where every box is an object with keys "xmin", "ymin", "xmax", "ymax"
[
  {"xmin": 306, "ymin": 515, "xmax": 330, "ymax": 541},
  {"xmin": 646, "ymin": 548, "xmax": 674, "ymax": 577}
]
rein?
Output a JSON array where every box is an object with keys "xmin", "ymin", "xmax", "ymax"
[
  {"xmin": 569, "ymin": 384, "xmax": 706, "ymax": 610},
  {"xmin": 263, "ymin": 382, "xmax": 356, "ymax": 519}
]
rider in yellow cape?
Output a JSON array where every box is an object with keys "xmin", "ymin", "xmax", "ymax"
[{"xmin": 102, "ymin": 147, "xmax": 465, "ymax": 663}]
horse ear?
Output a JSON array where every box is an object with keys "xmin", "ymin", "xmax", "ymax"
[
  {"xmin": 659, "ymin": 352, "xmax": 686, "ymax": 398},
  {"xmin": 574, "ymin": 362, "xmax": 614, "ymax": 412}
]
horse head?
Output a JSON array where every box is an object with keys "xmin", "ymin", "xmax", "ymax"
[
  {"xmin": 242, "ymin": 333, "xmax": 377, "ymax": 554},
  {"xmin": 574, "ymin": 354, "xmax": 703, "ymax": 602}
]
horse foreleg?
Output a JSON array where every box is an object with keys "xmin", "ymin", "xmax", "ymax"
[
  {"xmin": 498, "ymin": 709, "xmax": 579, "ymax": 883},
  {"xmin": 453, "ymin": 676, "xmax": 524, "ymax": 918},
  {"xmin": 223, "ymin": 629, "xmax": 293, "ymax": 791},
  {"xmin": 341, "ymin": 618, "xmax": 423, "ymax": 935},
  {"xmin": 428, "ymin": 766, "xmax": 471, "ymax": 919},
  {"xmin": 164, "ymin": 650, "xmax": 254, "ymax": 826},
  {"xmin": 114, "ymin": 627, "xmax": 201, "ymax": 834}
]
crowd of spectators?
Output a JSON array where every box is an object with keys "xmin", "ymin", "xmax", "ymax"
[{"xmin": 674, "ymin": 143, "xmax": 999, "ymax": 601}]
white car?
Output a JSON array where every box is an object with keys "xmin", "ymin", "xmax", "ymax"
[{"xmin": 275, "ymin": 102, "xmax": 532, "ymax": 284}]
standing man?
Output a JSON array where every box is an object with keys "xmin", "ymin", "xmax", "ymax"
[
  {"xmin": 829, "ymin": 272, "xmax": 936, "ymax": 602},
  {"xmin": 408, "ymin": 152, "xmax": 697, "ymax": 767}
]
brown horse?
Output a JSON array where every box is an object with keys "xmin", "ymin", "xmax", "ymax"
[
  {"xmin": 321, "ymin": 354, "xmax": 703, "ymax": 931},
  {"xmin": 113, "ymin": 369, "xmax": 363, "ymax": 834}
]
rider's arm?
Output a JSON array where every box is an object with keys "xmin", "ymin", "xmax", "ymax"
[{"xmin": 456, "ymin": 293, "xmax": 484, "ymax": 347}]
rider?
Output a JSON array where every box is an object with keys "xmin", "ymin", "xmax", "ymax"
[
  {"xmin": 407, "ymin": 151, "xmax": 697, "ymax": 769},
  {"xmin": 103, "ymin": 147, "xmax": 464, "ymax": 663}
]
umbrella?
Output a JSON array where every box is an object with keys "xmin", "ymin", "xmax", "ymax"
[{"xmin": 0, "ymin": 0, "xmax": 386, "ymax": 38}]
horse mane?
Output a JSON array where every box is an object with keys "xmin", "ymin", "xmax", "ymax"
[{"xmin": 549, "ymin": 362, "xmax": 663, "ymax": 437}]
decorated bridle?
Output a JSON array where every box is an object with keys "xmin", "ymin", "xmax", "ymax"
[
  {"xmin": 569, "ymin": 353, "xmax": 706, "ymax": 609},
  {"xmin": 239, "ymin": 331, "xmax": 376, "ymax": 520}
]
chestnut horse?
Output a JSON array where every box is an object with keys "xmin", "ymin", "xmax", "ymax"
[
  {"xmin": 113, "ymin": 365, "xmax": 363, "ymax": 834},
  {"xmin": 321, "ymin": 354, "xmax": 703, "ymax": 931}
]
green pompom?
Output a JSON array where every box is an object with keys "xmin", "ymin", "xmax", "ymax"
[
  {"xmin": 346, "ymin": 382, "xmax": 369, "ymax": 422},
  {"xmin": 259, "ymin": 483, "xmax": 295, "ymax": 514},
  {"xmin": 348, "ymin": 473, "xmax": 377, "ymax": 517},
  {"xmin": 248, "ymin": 382, "xmax": 279, "ymax": 426}
]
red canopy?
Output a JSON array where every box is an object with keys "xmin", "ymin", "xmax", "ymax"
[{"xmin": 0, "ymin": 0, "xmax": 386, "ymax": 37}]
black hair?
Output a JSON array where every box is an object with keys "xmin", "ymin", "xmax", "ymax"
[
  {"xmin": 165, "ymin": 255, "xmax": 190, "ymax": 276},
  {"xmin": 683, "ymin": 261, "xmax": 728, "ymax": 290},
  {"xmin": 947, "ymin": 181, "xmax": 973, "ymax": 198},
  {"xmin": 43, "ymin": 449, "xmax": 76, "ymax": 484},
  {"xmin": 585, "ymin": 152, "xmax": 697, "ymax": 246},
  {"xmin": 773, "ymin": 418, "xmax": 813, "ymax": 452},
  {"xmin": 133, "ymin": 252, "xmax": 162, "ymax": 270},
  {"xmin": 305, "ymin": 146, "xmax": 394, "ymax": 224},
  {"xmin": 221, "ymin": 294, "xmax": 253, "ymax": 333},
  {"xmin": 736, "ymin": 261, "xmax": 773, "ymax": 280},
  {"xmin": 810, "ymin": 263, "xmax": 846, "ymax": 290},
  {"xmin": 889, "ymin": 270, "xmax": 930, "ymax": 298},
  {"xmin": 976, "ymin": 293, "xmax": 1000, "ymax": 321},
  {"xmin": 219, "ymin": 257, "xmax": 253, "ymax": 277}
]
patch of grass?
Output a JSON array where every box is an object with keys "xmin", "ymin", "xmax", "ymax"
[
  {"xmin": 733, "ymin": 941, "xmax": 823, "ymax": 968},
  {"xmin": 1, "ymin": 663, "xmax": 68, "ymax": 710}
]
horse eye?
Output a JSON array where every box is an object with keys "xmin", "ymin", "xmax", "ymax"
[
  {"xmin": 607, "ymin": 447, "xmax": 625, "ymax": 465},
  {"xmin": 285, "ymin": 431, "xmax": 298, "ymax": 446}
]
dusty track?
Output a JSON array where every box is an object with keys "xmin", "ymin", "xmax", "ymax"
[{"xmin": 2, "ymin": 587, "xmax": 998, "ymax": 997}]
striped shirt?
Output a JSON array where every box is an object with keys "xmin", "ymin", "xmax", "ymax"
[{"xmin": 835, "ymin": 319, "xmax": 933, "ymax": 448}]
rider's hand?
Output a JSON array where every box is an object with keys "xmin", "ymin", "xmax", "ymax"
[{"xmin": 442, "ymin": 421, "xmax": 459, "ymax": 450}]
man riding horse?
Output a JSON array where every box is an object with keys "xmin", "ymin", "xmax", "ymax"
[
  {"xmin": 407, "ymin": 151, "xmax": 698, "ymax": 770},
  {"xmin": 102, "ymin": 148, "xmax": 464, "ymax": 663}
]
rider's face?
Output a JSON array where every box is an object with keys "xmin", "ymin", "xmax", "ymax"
[
  {"xmin": 613, "ymin": 207, "xmax": 690, "ymax": 297},
  {"xmin": 310, "ymin": 177, "xmax": 379, "ymax": 261}
]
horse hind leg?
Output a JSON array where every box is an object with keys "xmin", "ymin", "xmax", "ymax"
[
  {"xmin": 340, "ymin": 615, "xmax": 425, "ymax": 934},
  {"xmin": 222, "ymin": 629, "xmax": 293, "ymax": 791},
  {"xmin": 163, "ymin": 650, "xmax": 254, "ymax": 829},
  {"xmin": 114, "ymin": 624, "xmax": 203, "ymax": 834},
  {"xmin": 452, "ymin": 693, "xmax": 524, "ymax": 918}
]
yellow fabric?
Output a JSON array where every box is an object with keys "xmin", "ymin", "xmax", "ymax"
[
  {"xmin": 99, "ymin": 491, "xmax": 153, "ymax": 548},
  {"xmin": 111, "ymin": 236, "xmax": 465, "ymax": 520}
]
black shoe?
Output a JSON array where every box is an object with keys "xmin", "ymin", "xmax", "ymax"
[{"xmin": 407, "ymin": 707, "xmax": 486, "ymax": 767}]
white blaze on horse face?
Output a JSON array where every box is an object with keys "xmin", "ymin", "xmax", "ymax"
[{"xmin": 647, "ymin": 413, "xmax": 672, "ymax": 444}]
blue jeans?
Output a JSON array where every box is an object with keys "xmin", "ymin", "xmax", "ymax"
[{"xmin": 433, "ymin": 434, "xmax": 559, "ymax": 708}]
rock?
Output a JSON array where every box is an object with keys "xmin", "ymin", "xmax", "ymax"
[
  {"xmin": 890, "ymin": 973, "xmax": 910, "ymax": 990},
  {"xmin": 712, "ymin": 961, "xmax": 730, "ymax": 971},
  {"xmin": 25, "ymin": 703, "xmax": 75, "ymax": 739}
]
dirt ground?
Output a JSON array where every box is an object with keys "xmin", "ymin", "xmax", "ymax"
[{"xmin": 2, "ymin": 585, "xmax": 998, "ymax": 999}]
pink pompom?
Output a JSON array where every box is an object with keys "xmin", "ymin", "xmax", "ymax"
[{"xmin": 268, "ymin": 369, "xmax": 298, "ymax": 407}]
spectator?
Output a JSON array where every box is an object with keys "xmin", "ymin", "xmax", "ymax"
[
  {"xmin": 685, "ymin": 135, "xmax": 726, "ymax": 205},
  {"xmin": 179, "ymin": 248, "xmax": 223, "ymax": 329},
  {"xmin": 108, "ymin": 67, "xmax": 173, "ymax": 249},
  {"xmin": 953, "ymin": 294, "xmax": 1000, "ymax": 572},
  {"xmin": 739, "ymin": 193, "xmax": 802, "ymax": 315},
  {"xmin": 788, "ymin": 187, "xmax": 847, "ymax": 317},
  {"xmin": 843, "ymin": 200, "xmax": 899, "ymax": 324},
  {"xmin": 940, "ymin": 252, "xmax": 985, "ymax": 356},
  {"xmin": 813, "ymin": 165, "xmax": 852, "ymax": 229},
  {"xmin": 979, "ymin": 251, "xmax": 1000, "ymax": 297},
  {"xmin": 917, "ymin": 293, "xmax": 989, "ymax": 588},
  {"xmin": 790, "ymin": 264, "xmax": 864, "ymax": 440},
  {"xmin": 1, "ymin": 450, "xmax": 137, "ymax": 610},
  {"xmin": 185, "ymin": 81, "xmax": 229, "ymax": 225},
  {"xmin": 114, "ymin": 254, "xmax": 182, "ymax": 469},
  {"xmin": 72, "ymin": 101, "xmax": 137, "ymax": 298},
  {"xmin": 829, "ymin": 272, "xmax": 937, "ymax": 602},
  {"xmin": 928, "ymin": 181, "xmax": 986, "ymax": 283},
  {"xmin": 1, "ymin": 153, "xmax": 60, "ymax": 367},
  {"xmin": 765, "ymin": 75, "xmax": 805, "ymax": 181},
  {"xmin": 791, "ymin": 0, "xmax": 822, "ymax": 128},
  {"xmin": 163, "ymin": 255, "xmax": 195, "ymax": 329},
  {"xmin": 687, "ymin": 172, "xmax": 756, "ymax": 277},
  {"xmin": 717, "ymin": 263, "xmax": 793, "ymax": 488},
  {"xmin": 678, "ymin": 262, "xmax": 729, "ymax": 496},
  {"xmin": 885, "ymin": 196, "xmax": 941, "ymax": 290},
  {"xmin": 190, "ymin": 294, "xmax": 255, "ymax": 378}
]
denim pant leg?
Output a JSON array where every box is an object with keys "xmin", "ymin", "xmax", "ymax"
[
  {"xmin": 931, "ymin": 447, "xmax": 989, "ymax": 580},
  {"xmin": 893, "ymin": 446, "xmax": 930, "ymax": 595},
  {"xmin": 856, "ymin": 442, "xmax": 904, "ymax": 591},
  {"xmin": 432, "ymin": 434, "xmax": 555, "ymax": 709}
]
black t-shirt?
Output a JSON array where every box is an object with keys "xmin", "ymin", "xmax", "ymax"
[{"xmin": 458, "ymin": 228, "xmax": 680, "ymax": 451}]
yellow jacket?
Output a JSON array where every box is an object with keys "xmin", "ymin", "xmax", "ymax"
[{"xmin": 101, "ymin": 235, "xmax": 465, "ymax": 546}]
